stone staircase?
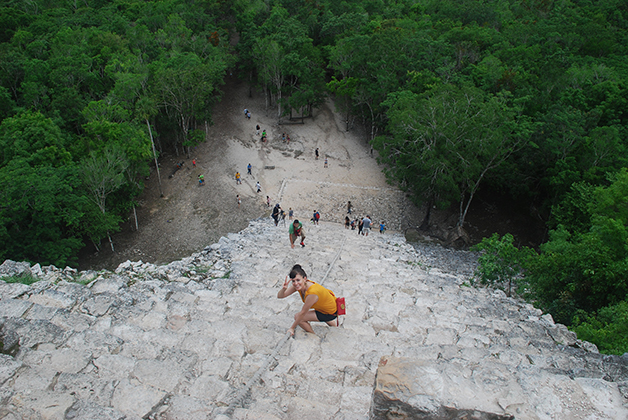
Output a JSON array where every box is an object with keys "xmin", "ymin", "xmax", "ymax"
[{"xmin": 0, "ymin": 219, "xmax": 627, "ymax": 419}]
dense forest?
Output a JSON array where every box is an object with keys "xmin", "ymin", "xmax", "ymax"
[{"xmin": 1, "ymin": 0, "xmax": 627, "ymax": 353}]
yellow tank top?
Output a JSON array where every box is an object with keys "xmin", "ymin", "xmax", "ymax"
[{"xmin": 300, "ymin": 282, "xmax": 337, "ymax": 315}]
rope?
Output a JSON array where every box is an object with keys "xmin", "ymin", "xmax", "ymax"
[
  {"xmin": 219, "ymin": 332, "xmax": 291, "ymax": 418},
  {"xmin": 320, "ymin": 234, "xmax": 346, "ymax": 286},
  {"xmin": 215, "ymin": 234, "xmax": 347, "ymax": 419}
]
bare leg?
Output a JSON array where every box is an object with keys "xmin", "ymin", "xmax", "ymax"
[
  {"xmin": 299, "ymin": 321, "xmax": 315, "ymax": 333},
  {"xmin": 296, "ymin": 311, "xmax": 320, "ymax": 334}
]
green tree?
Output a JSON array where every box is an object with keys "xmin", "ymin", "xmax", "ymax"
[
  {"xmin": 374, "ymin": 85, "xmax": 531, "ymax": 228},
  {"xmin": 0, "ymin": 159, "xmax": 86, "ymax": 267},
  {"xmin": 572, "ymin": 301, "xmax": 628, "ymax": 355},
  {"xmin": 526, "ymin": 169, "xmax": 628, "ymax": 323},
  {"xmin": 252, "ymin": 6, "xmax": 323, "ymax": 120},
  {"xmin": 0, "ymin": 112, "xmax": 85, "ymax": 266},
  {"xmin": 0, "ymin": 110, "xmax": 71, "ymax": 167},
  {"xmin": 81, "ymin": 145, "xmax": 129, "ymax": 252},
  {"xmin": 471, "ymin": 233, "xmax": 534, "ymax": 297},
  {"xmin": 152, "ymin": 50, "xmax": 226, "ymax": 154}
]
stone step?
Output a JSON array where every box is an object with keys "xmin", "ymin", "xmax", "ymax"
[{"xmin": 0, "ymin": 219, "xmax": 626, "ymax": 419}]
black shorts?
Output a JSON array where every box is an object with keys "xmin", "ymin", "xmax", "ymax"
[{"xmin": 315, "ymin": 311, "xmax": 337, "ymax": 322}]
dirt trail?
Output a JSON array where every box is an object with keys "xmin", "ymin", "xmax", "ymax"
[{"xmin": 77, "ymin": 76, "xmax": 412, "ymax": 271}]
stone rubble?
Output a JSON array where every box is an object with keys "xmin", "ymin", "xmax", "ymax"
[{"xmin": 0, "ymin": 219, "xmax": 626, "ymax": 420}]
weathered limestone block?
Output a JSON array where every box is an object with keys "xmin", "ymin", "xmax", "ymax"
[
  {"xmin": 340, "ymin": 385, "xmax": 374, "ymax": 416},
  {"xmin": 11, "ymin": 364, "xmax": 59, "ymax": 392},
  {"xmin": 547, "ymin": 323, "xmax": 578, "ymax": 347},
  {"xmin": 107, "ymin": 323, "xmax": 145, "ymax": 344},
  {"xmin": 21, "ymin": 348, "xmax": 92, "ymax": 375},
  {"xmin": 576, "ymin": 377, "xmax": 628, "ymax": 419},
  {"xmin": 5, "ymin": 390, "xmax": 75, "ymax": 419},
  {"xmin": 27, "ymin": 287, "xmax": 78, "ymax": 309},
  {"xmin": 342, "ymin": 365, "xmax": 377, "ymax": 387},
  {"xmin": 115, "ymin": 260, "xmax": 133, "ymax": 273},
  {"xmin": 134, "ymin": 329, "xmax": 182, "ymax": 356},
  {"xmin": 210, "ymin": 321, "xmax": 246, "ymax": 358},
  {"xmin": 64, "ymin": 330, "xmax": 123, "ymax": 358},
  {"xmin": 371, "ymin": 356, "xmax": 517, "ymax": 419},
  {"xmin": 90, "ymin": 276, "xmax": 127, "ymax": 294},
  {"xmin": 48, "ymin": 310, "xmax": 93, "ymax": 334},
  {"xmin": 54, "ymin": 372, "xmax": 117, "ymax": 404},
  {"xmin": 373, "ymin": 355, "xmax": 628, "ymax": 420},
  {"xmin": 24, "ymin": 302, "xmax": 59, "ymax": 320},
  {"xmin": 185, "ymin": 373, "xmax": 231, "ymax": 403},
  {"xmin": 244, "ymin": 326, "xmax": 286, "ymax": 355},
  {"xmin": 368, "ymin": 314, "xmax": 400, "ymax": 334},
  {"xmin": 0, "ymin": 282, "xmax": 30, "ymax": 300},
  {"xmin": 93, "ymin": 354, "xmax": 136, "ymax": 379},
  {"xmin": 64, "ymin": 399, "xmax": 127, "ymax": 420},
  {"xmin": 166, "ymin": 313, "xmax": 189, "ymax": 331},
  {"xmin": 76, "ymin": 270, "xmax": 98, "ymax": 285},
  {"xmin": 296, "ymin": 377, "xmax": 345, "ymax": 407},
  {"xmin": 0, "ymin": 354, "xmax": 22, "ymax": 386},
  {"xmin": 167, "ymin": 297, "xmax": 194, "ymax": 319},
  {"xmin": 456, "ymin": 331, "xmax": 491, "ymax": 348},
  {"xmin": 3, "ymin": 318, "xmax": 68, "ymax": 350},
  {"xmin": 111, "ymin": 378, "xmax": 167, "ymax": 418},
  {"xmin": 133, "ymin": 309, "xmax": 167, "ymax": 330},
  {"xmin": 424, "ymin": 326, "xmax": 458, "ymax": 346},
  {"xmin": 0, "ymin": 260, "xmax": 32, "ymax": 277},
  {"xmin": 158, "ymin": 394, "xmax": 213, "ymax": 420},
  {"xmin": 224, "ymin": 408, "xmax": 281, "ymax": 420},
  {"xmin": 0, "ymin": 299, "xmax": 32, "ymax": 318},
  {"xmin": 201, "ymin": 356, "xmax": 233, "ymax": 379},
  {"xmin": 517, "ymin": 367, "xmax": 620, "ymax": 419},
  {"xmin": 0, "ymin": 321, "xmax": 20, "ymax": 356},
  {"xmin": 28, "ymin": 280, "xmax": 54, "ymax": 295},
  {"xmin": 236, "ymin": 352, "xmax": 270, "ymax": 382},
  {"xmin": 397, "ymin": 317, "xmax": 428, "ymax": 338},
  {"xmin": 283, "ymin": 395, "xmax": 338, "ymax": 420},
  {"xmin": 133, "ymin": 358, "xmax": 185, "ymax": 392}
]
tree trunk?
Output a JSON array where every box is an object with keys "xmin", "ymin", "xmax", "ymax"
[
  {"xmin": 146, "ymin": 119, "xmax": 163, "ymax": 197},
  {"xmin": 277, "ymin": 87, "xmax": 282, "ymax": 120},
  {"xmin": 133, "ymin": 205, "xmax": 139, "ymax": 231},
  {"xmin": 420, "ymin": 197, "xmax": 433, "ymax": 231},
  {"xmin": 108, "ymin": 232, "xmax": 115, "ymax": 252},
  {"xmin": 249, "ymin": 71, "xmax": 253, "ymax": 98}
]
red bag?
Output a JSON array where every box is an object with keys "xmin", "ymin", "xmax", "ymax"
[{"xmin": 336, "ymin": 297, "xmax": 346, "ymax": 316}]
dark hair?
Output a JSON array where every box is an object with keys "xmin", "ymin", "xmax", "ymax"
[
  {"xmin": 293, "ymin": 219, "xmax": 300, "ymax": 225},
  {"xmin": 289, "ymin": 264, "xmax": 307, "ymax": 279}
]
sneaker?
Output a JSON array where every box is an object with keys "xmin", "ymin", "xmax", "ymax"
[{"xmin": 300, "ymin": 242, "xmax": 305, "ymax": 248}]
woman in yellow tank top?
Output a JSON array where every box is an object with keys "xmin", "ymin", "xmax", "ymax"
[{"xmin": 277, "ymin": 264, "xmax": 338, "ymax": 336}]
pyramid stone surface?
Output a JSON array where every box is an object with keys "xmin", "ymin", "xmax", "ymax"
[{"xmin": 0, "ymin": 220, "xmax": 627, "ymax": 419}]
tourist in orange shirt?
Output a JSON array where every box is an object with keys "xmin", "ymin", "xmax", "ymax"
[{"xmin": 277, "ymin": 264, "xmax": 339, "ymax": 335}]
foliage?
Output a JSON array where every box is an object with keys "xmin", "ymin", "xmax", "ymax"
[
  {"xmin": 374, "ymin": 85, "xmax": 532, "ymax": 227},
  {"xmin": 1, "ymin": 274, "xmax": 39, "ymax": 286},
  {"xmin": 0, "ymin": 160, "xmax": 86, "ymax": 267},
  {"xmin": 0, "ymin": 112, "xmax": 86, "ymax": 267},
  {"xmin": 572, "ymin": 301, "xmax": 628, "ymax": 355},
  {"xmin": 471, "ymin": 233, "xmax": 534, "ymax": 297},
  {"xmin": 80, "ymin": 145, "xmax": 129, "ymax": 250},
  {"xmin": 525, "ymin": 169, "xmax": 628, "ymax": 325},
  {"xmin": 151, "ymin": 50, "xmax": 227, "ymax": 150}
]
